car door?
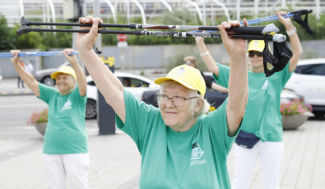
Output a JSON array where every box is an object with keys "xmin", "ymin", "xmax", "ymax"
[
  {"xmin": 119, "ymin": 77, "xmax": 150, "ymax": 100},
  {"xmin": 285, "ymin": 63, "xmax": 325, "ymax": 105},
  {"xmin": 86, "ymin": 80, "xmax": 98, "ymax": 101}
]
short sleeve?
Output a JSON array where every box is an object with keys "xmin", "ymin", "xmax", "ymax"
[
  {"xmin": 38, "ymin": 83, "xmax": 57, "ymax": 104},
  {"xmin": 206, "ymin": 98, "xmax": 241, "ymax": 158},
  {"xmin": 71, "ymin": 86, "xmax": 87, "ymax": 105},
  {"xmin": 213, "ymin": 63, "xmax": 231, "ymax": 88},
  {"xmin": 115, "ymin": 89, "xmax": 160, "ymax": 153}
]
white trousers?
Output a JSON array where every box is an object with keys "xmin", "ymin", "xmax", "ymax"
[
  {"xmin": 43, "ymin": 153, "xmax": 90, "ymax": 189},
  {"xmin": 232, "ymin": 141, "xmax": 285, "ymax": 189}
]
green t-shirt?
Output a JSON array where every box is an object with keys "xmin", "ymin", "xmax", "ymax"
[
  {"xmin": 38, "ymin": 83, "xmax": 88, "ymax": 154},
  {"xmin": 116, "ymin": 89, "xmax": 239, "ymax": 189},
  {"xmin": 213, "ymin": 63, "xmax": 293, "ymax": 142}
]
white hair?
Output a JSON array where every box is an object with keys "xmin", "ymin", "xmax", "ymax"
[
  {"xmin": 69, "ymin": 75, "xmax": 76, "ymax": 83},
  {"xmin": 159, "ymin": 80, "xmax": 210, "ymax": 118}
]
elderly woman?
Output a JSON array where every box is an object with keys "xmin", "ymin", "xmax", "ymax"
[
  {"xmin": 183, "ymin": 55, "xmax": 228, "ymax": 93},
  {"xmin": 10, "ymin": 49, "xmax": 89, "ymax": 189},
  {"xmin": 196, "ymin": 11, "xmax": 303, "ymax": 189},
  {"xmin": 76, "ymin": 16, "xmax": 248, "ymax": 188}
]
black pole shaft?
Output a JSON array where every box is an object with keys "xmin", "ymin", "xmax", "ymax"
[
  {"xmin": 27, "ymin": 28, "xmax": 277, "ymax": 40},
  {"xmin": 26, "ymin": 21, "xmax": 264, "ymax": 33},
  {"xmin": 30, "ymin": 28, "xmax": 137, "ymax": 35},
  {"xmin": 21, "ymin": 16, "xmax": 269, "ymax": 33},
  {"xmin": 26, "ymin": 21, "xmax": 131, "ymax": 28}
]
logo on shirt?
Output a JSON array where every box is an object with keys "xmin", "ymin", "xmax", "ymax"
[
  {"xmin": 62, "ymin": 100, "xmax": 72, "ymax": 110},
  {"xmin": 190, "ymin": 142, "xmax": 206, "ymax": 166},
  {"xmin": 261, "ymin": 80, "xmax": 269, "ymax": 90}
]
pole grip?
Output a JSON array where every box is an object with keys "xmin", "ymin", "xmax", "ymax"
[
  {"xmin": 134, "ymin": 30, "xmax": 142, "ymax": 35},
  {"xmin": 130, "ymin": 24, "xmax": 137, "ymax": 29}
]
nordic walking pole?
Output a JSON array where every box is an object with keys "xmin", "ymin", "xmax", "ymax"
[
  {"xmin": 0, "ymin": 51, "xmax": 79, "ymax": 58},
  {"xmin": 20, "ymin": 16, "xmax": 278, "ymax": 34},
  {"xmin": 16, "ymin": 25, "xmax": 286, "ymax": 42}
]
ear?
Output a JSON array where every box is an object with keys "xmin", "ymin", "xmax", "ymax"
[{"xmin": 195, "ymin": 98, "xmax": 203, "ymax": 113}]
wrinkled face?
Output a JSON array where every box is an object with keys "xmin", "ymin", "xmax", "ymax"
[
  {"xmin": 249, "ymin": 51, "xmax": 263, "ymax": 68},
  {"xmin": 159, "ymin": 84, "xmax": 197, "ymax": 129},
  {"xmin": 56, "ymin": 73, "xmax": 75, "ymax": 93}
]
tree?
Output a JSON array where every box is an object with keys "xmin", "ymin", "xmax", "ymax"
[
  {"xmin": 0, "ymin": 15, "xmax": 16, "ymax": 51},
  {"xmin": 14, "ymin": 24, "xmax": 43, "ymax": 50}
]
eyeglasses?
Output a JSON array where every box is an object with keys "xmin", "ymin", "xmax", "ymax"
[
  {"xmin": 156, "ymin": 94, "xmax": 199, "ymax": 107},
  {"xmin": 249, "ymin": 51, "xmax": 263, "ymax": 57}
]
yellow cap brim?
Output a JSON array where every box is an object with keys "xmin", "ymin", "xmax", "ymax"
[
  {"xmin": 154, "ymin": 77, "xmax": 198, "ymax": 92},
  {"xmin": 51, "ymin": 71, "xmax": 76, "ymax": 79},
  {"xmin": 247, "ymin": 47, "xmax": 263, "ymax": 52}
]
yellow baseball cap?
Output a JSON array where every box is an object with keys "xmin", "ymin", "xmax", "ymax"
[
  {"xmin": 154, "ymin": 65, "xmax": 206, "ymax": 97},
  {"xmin": 247, "ymin": 40, "xmax": 271, "ymax": 52},
  {"xmin": 51, "ymin": 66, "xmax": 77, "ymax": 79}
]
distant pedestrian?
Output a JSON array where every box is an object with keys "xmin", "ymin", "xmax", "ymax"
[
  {"xmin": 10, "ymin": 49, "xmax": 89, "ymax": 189},
  {"xmin": 183, "ymin": 56, "xmax": 228, "ymax": 93},
  {"xmin": 24, "ymin": 61, "xmax": 34, "ymax": 76},
  {"xmin": 17, "ymin": 58, "xmax": 25, "ymax": 88}
]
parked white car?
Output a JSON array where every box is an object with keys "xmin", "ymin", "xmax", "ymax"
[
  {"xmin": 85, "ymin": 72, "xmax": 160, "ymax": 119},
  {"xmin": 285, "ymin": 58, "xmax": 325, "ymax": 117}
]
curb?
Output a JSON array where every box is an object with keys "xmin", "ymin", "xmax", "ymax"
[{"xmin": 0, "ymin": 91, "xmax": 34, "ymax": 96}]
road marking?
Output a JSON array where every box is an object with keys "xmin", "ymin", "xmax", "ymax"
[
  {"xmin": 0, "ymin": 104, "xmax": 47, "ymax": 108},
  {"xmin": 0, "ymin": 91, "xmax": 33, "ymax": 95}
]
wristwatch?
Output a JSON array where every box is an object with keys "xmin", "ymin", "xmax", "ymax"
[{"xmin": 286, "ymin": 26, "xmax": 297, "ymax": 36}]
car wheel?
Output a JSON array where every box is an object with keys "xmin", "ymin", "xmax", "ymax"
[
  {"xmin": 86, "ymin": 99, "xmax": 97, "ymax": 119},
  {"xmin": 313, "ymin": 112, "xmax": 325, "ymax": 118},
  {"xmin": 42, "ymin": 76, "xmax": 55, "ymax": 87}
]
